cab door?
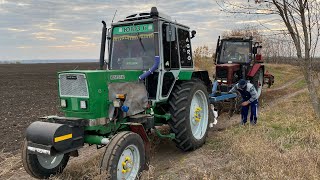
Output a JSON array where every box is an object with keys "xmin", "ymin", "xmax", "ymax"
[{"xmin": 157, "ymin": 22, "xmax": 180, "ymax": 101}]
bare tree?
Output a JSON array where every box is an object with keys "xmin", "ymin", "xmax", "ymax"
[
  {"xmin": 218, "ymin": 0, "xmax": 320, "ymax": 118},
  {"xmin": 262, "ymin": 33, "xmax": 295, "ymax": 63},
  {"xmin": 194, "ymin": 45, "xmax": 215, "ymax": 76}
]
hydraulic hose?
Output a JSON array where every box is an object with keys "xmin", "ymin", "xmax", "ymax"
[{"xmin": 139, "ymin": 56, "xmax": 160, "ymax": 80}]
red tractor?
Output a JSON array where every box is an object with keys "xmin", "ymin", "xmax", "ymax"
[{"xmin": 213, "ymin": 36, "xmax": 274, "ymax": 97}]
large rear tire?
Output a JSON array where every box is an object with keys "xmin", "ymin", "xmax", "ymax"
[
  {"xmin": 100, "ymin": 131, "xmax": 145, "ymax": 180},
  {"xmin": 168, "ymin": 80, "xmax": 210, "ymax": 151},
  {"xmin": 252, "ymin": 69, "xmax": 263, "ymax": 98},
  {"xmin": 22, "ymin": 140, "xmax": 69, "ymax": 179}
]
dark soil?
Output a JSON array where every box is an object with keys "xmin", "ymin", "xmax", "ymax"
[{"xmin": 0, "ymin": 63, "xmax": 98, "ymax": 154}]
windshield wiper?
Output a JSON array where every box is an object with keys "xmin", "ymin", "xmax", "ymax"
[{"xmin": 136, "ymin": 32, "xmax": 146, "ymax": 52}]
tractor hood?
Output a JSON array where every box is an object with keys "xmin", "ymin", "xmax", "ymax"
[
  {"xmin": 59, "ymin": 69, "xmax": 144, "ymax": 82},
  {"xmin": 57, "ymin": 69, "xmax": 144, "ymax": 119}
]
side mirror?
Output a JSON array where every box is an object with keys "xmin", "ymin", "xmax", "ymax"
[
  {"xmin": 166, "ymin": 25, "xmax": 176, "ymax": 42},
  {"xmin": 252, "ymin": 47, "xmax": 257, "ymax": 54},
  {"xmin": 191, "ymin": 30, "xmax": 196, "ymax": 39}
]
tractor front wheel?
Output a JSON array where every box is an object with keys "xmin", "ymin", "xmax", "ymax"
[
  {"xmin": 22, "ymin": 140, "xmax": 70, "ymax": 179},
  {"xmin": 168, "ymin": 80, "xmax": 210, "ymax": 151},
  {"xmin": 100, "ymin": 131, "xmax": 145, "ymax": 180}
]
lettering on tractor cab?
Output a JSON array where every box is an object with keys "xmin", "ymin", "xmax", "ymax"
[
  {"xmin": 110, "ymin": 75, "xmax": 126, "ymax": 80},
  {"xmin": 113, "ymin": 24, "xmax": 154, "ymax": 35},
  {"xmin": 186, "ymin": 38, "xmax": 191, "ymax": 61}
]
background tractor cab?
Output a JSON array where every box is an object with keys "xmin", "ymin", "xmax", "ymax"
[{"xmin": 214, "ymin": 36, "xmax": 268, "ymax": 98}]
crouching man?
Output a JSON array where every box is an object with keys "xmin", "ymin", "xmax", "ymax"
[{"xmin": 229, "ymin": 79, "xmax": 259, "ymax": 125}]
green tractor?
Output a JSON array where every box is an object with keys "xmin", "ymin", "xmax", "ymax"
[{"xmin": 22, "ymin": 7, "xmax": 213, "ymax": 179}]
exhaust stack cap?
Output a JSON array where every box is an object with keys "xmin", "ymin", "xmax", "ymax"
[{"xmin": 150, "ymin": 7, "xmax": 159, "ymax": 17}]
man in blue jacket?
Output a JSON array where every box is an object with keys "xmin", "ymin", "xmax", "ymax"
[{"xmin": 229, "ymin": 79, "xmax": 259, "ymax": 125}]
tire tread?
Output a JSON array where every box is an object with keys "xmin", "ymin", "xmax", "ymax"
[{"xmin": 168, "ymin": 80, "xmax": 210, "ymax": 151}]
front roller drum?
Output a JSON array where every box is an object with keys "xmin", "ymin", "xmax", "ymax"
[
  {"xmin": 22, "ymin": 139, "xmax": 70, "ymax": 179},
  {"xmin": 100, "ymin": 131, "xmax": 145, "ymax": 180}
]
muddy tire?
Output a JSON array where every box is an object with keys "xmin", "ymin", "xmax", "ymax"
[
  {"xmin": 22, "ymin": 140, "xmax": 69, "ymax": 179},
  {"xmin": 168, "ymin": 80, "xmax": 210, "ymax": 151},
  {"xmin": 252, "ymin": 69, "xmax": 263, "ymax": 98},
  {"xmin": 100, "ymin": 131, "xmax": 145, "ymax": 180}
]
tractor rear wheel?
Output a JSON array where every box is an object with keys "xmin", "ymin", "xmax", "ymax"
[
  {"xmin": 168, "ymin": 80, "xmax": 210, "ymax": 151},
  {"xmin": 252, "ymin": 69, "xmax": 263, "ymax": 98},
  {"xmin": 100, "ymin": 131, "xmax": 145, "ymax": 180},
  {"xmin": 22, "ymin": 139, "xmax": 69, "ymax": 179}
]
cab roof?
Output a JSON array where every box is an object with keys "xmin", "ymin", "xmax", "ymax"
[{"xmin": 112, "ymin": 7, "xmax": 190, "ymax": 29}]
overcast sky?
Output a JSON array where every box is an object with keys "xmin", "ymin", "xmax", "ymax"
[{"xmin": 0, "ymin": 0, "xmax": 283, "ymax": 60}]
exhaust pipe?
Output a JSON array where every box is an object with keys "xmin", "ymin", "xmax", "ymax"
[
  {"xmin": 214, "ymin": 36, "xmax": 220, "ymax": 64},
  {"xmin": 99, "ymin": 21, "xmax": 107, "ymax": 70}
]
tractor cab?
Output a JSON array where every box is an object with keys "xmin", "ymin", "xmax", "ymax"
[
  {"xmin": 214, "ymin": 36, "xmax": 264, "ymax": 94},
  {"xmin": 216, "ymin": 38, "xmax": 252, "ymax": 64},
  {"xmin": 105, "ymin": 7, "xmax": 204, "ymax": 102}
]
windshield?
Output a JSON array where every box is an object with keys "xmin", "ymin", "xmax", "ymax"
[
  {"xmin": 218, "ymin": 41, "xmax": 250, "ymax": 64},
  {"xmin": 110, "ymin": 23, "xmax": 155, "ymax": 70}
]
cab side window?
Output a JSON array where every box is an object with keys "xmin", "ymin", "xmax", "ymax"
[
  {"xmin": 162, "ymin": 24, "xmax": 179, "ymax": 69},
  {"xmin": 178, "ymin": 28, "xmax": 193, "ymax": 67}
]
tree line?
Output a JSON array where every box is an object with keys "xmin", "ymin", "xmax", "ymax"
[{"xmin": 194, "ymin": 0, "xmax": 320, "ymax": 118}]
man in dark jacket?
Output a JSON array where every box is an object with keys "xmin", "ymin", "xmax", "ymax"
[{"xmin": 229, "ymin": 79, "xmax": 259, "ymax": 125}]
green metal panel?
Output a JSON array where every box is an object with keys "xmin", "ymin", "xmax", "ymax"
[
  {"xmin": 178, "ymin": 70, "xmax": 193, "ymax": 80},
  {"xmin": 58, "ymin": 70, "xmax": 143, "ymax": 119},
  {"xmin": 71, "ymin": 98, "xmax": 79, "ymax": 111}
]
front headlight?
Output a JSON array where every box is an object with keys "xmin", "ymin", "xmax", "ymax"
[
  {"xmin": 80, "ymin": 100, "xmax": 87, "ymax": 109},
  {"xmin": 61, "ymin": 99, "xmax": 67, "ymax": 108}
]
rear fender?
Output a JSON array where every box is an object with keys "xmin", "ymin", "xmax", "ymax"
[
  {"xmin": 247, "ymin": 64, "xmax": 263, "ymax": 77},
  {"xmin": 177, "ymin": 71, "xmax": 212, "ymax": 92},
  {"xmin": 191, "ymin": 71, "xmax": 212, "ymax": 92}
]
